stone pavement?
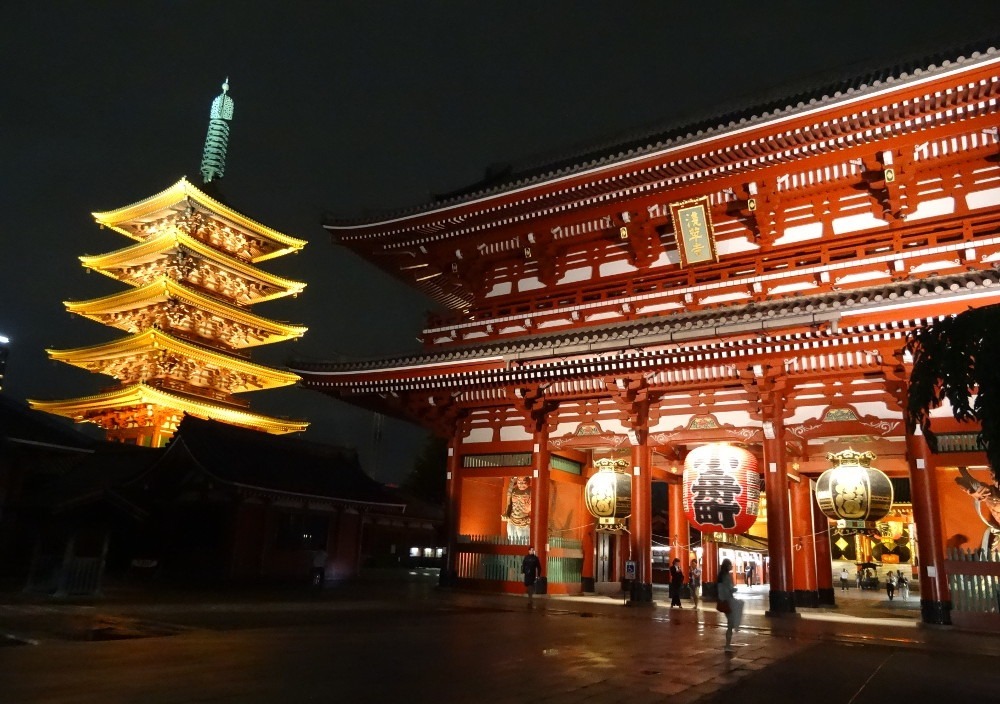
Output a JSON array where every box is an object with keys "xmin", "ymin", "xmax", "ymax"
[{"xmin": 1, "ymin": 574, "xmax": 999, "ymax": 703}]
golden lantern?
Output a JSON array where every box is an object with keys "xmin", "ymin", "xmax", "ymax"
[
  {"xmin": 815, "ymin": 449, "xmax": 893, "ymax": 535},
  {"xmin": 585, "ymin": 457, "xmax": 632, "ymax": 530}
]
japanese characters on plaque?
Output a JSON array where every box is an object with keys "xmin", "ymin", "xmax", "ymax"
[{"xmin": 668, "ymin": 196, "xmax": 718, "ymax": 267}]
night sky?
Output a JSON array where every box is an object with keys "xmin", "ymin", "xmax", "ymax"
[{"xmin": 3, "ymin": 2, "xmax": 1000, "ymax": 483}]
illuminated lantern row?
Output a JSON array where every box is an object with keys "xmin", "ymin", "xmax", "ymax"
[
  {"xmin": 584, "ymin": 457, "xmax": 632, "ymax": 530},
  {"xmin": 815, "ymin": 449, "xmax": 893, "ymax": 534},
  {"xmin": 682, "ymin": 444, "xmax": 761, "ymax": 534}
]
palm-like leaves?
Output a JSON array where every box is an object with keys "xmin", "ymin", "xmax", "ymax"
[{"xmin": 905, "ymin": 303, "xmax": 1000, "ymax": 484}]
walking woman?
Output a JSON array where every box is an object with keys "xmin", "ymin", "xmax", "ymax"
[{"xmin": 717, "ymin": 558, "xmax": 744, "ymax": 653}]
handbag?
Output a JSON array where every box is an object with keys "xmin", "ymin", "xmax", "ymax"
[{"xmin": 716, "ymin": 599, "xmax": 731, "ymax": 614}]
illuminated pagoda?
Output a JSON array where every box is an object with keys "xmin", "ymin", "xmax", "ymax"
[{"xmin": 31, "ymin": 81, "xmax": 308, "ymax": 446}]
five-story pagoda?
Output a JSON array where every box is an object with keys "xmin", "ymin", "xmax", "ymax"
[{"xmin": 30, "ymin": 81, "xmax": 309, "ymax": 446}]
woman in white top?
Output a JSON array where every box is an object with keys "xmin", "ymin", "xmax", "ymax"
[{"xmin": 716, "ymin": 558, "xmax": 744, "ymax": 652}]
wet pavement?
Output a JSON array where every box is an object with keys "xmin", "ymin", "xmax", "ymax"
[{"xmin": 1, "ymin": 574, "xmax": 998, "ymax": 703}]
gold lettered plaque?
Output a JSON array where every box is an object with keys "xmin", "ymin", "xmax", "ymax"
[{"xmin": 669, "ymin": 196, "xmax": 718, "ymax": 267}]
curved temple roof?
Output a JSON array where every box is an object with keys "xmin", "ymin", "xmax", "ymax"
[
  {"xmin": 64, "ymin": 278, "xmax": 307, "ymax": 348},
  {"xmin": 94, "ymin": 178, "xmax": 307, "ymax": 263},
  {"xmin": 47, "ymin": 328, "xmax": 301, "ymax": 391},
  {"xmin": 29, "ymin": 383, "xmax": 308, "ymax": 435}
]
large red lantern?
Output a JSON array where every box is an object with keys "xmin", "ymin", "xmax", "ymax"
[{"xmin": 683, "ymin": 444, "xmax": 761, "ymax": 534}]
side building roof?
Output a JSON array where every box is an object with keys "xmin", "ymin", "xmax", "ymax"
[{"xmin": 144, "ymin": 415, "xmax": 406, "ymax": 511}]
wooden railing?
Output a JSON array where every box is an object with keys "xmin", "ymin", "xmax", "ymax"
[
  {"xmin": 946, "ymin": 547, "xmax": 1000, "ymax": 613},
  {"xmin": 454, "ymin": 536, "xmax": 583, "ymax": 584}
]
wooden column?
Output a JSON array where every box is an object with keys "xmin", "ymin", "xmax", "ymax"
[
  {"xmin": 629, "ymin": 440, "xmax": 653, "ymax": 603},
  {"xmin": 530, "ymin": 427, "xmax": 552, "ymax": 594},
  {"xmin": 702, "ymin": 536, "xmax": 720, "ymax": 600},
  {"xmin": 907, "ymin": 429, "xmax": 952, "ymax": 625},
  {"xmin": 441, "ymin": 433, "xmax": 462, "ymax": 587},
  {"xmin": 812, "ymin": 481, "xmax": 836, "ymax": 606},
  {"xmin": 668, "ymin": 479, "xmax": 687, "ymax": 570},
  {"xmin": 789, "ymin": 474, "xmax": 818, "ymax": 607},
  {"xmin": 762, "ymin": 392, "xmax": 796, "ymax": 616}
]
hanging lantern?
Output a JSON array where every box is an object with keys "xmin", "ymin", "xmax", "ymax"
[
  {"xmin": 585, "ymin": 457, "xmax": 632, "ymax": 530},
  {"xmin": 683, "ymin": 444, "xmax": 761, "ymax": 534},
  {"xmin": 815, "ymin": 449, "xmax": 893, "ymax": 535}
]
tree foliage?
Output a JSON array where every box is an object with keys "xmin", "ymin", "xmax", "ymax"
[
  {"xmin": 905, "ymin": 302, "xmax": 1000, "ymax": 483},
  {"xmin": 402, "ymin": 434, "xmax": 448, "ymax": 505}
]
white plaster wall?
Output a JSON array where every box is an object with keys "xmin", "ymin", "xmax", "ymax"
[
  {"xmin": 598, "ymin": 259, "xmax": 638, "ymax": 277},
  {"xmin": 835, "ymin": 270, "xmax": 890, "ymax": 287},
  {"xmin": 774, "ymin": 221, "xmax": 823, "ymax": 246},
  {"xmin": 716, "ymin": 237, "xmax": 760, "ymax": 255},
  {"xmin": 463, "ymin": 428, "xmax": 494, "ymax": 444},
  {"xmin": 558, "ymin": 266, "xmax": 593, "ymax": 285},
  {"xmin": 832, "ymin": 212, "xmax": 887, "ymax": 235},
  {"xmin": 485, "ymin": 281, "xmax": 512, "ymax": 297},
  {"xmin": 500, "ymin": 424, "xmax": 533, "ymax": 442},
  {"xmin": 906, "ymin": 196, "xmax": 954, "ymax": 221},
  {"xmin": 966, "ymin": 187, "xmax": 1000, "ymax": 210},
  {"xmin": 768, "ymin": 281, "xmax": 817, "ymax": 296}
]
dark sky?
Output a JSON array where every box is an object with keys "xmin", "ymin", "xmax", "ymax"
[{"xmin": 3, "ymin": 2, "xmax": 1000, "ymax": 483}]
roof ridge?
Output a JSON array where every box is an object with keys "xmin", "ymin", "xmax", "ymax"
[{"xmin": 325, "ymin": 35, "xmax": 1000, "ymax": 225}]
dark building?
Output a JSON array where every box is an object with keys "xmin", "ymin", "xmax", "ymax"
[{"xmin": 1, "ymin": 402, "xmax": 442, "ymax": 593}]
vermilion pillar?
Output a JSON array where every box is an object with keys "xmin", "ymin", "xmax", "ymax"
[
  {"xmin": 907, "ymin": 429, "xmax": 952, "ymax": 625},
  {"xmin": 669, "ymin": 479, "xmax": 688, "ymax": 572},
  {"xmin": 789, "ymin": 475, "xmax": 818, "ymax": 607},
  {"xmin": 702, "ymin": 536, "xmax": 720, "ymax": 600},
  {"xmin": 530, "ymin": 428, "xmax": 552, "ymax": 594},
  {"xmin": 630, "ymin": 441, "xmax": 654, "ymax": 603},
  {"xmin": 441, "ymin": 434, "xmax": 462, "ymax": 586},
  {"xmin": 812, "ymin": 481, "xmax": 836, "ymax": 606},
  {"xmin": 762, "ymin": 395, "xmax": 796, "ymax": 615}
]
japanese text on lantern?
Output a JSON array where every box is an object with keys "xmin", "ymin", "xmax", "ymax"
[
  {"xmin": 690, "ymin": 468, "xmax": 744, "ymax": 530},
  {"xmin": 669, "ymin": 196, "xmax": 717, "ymax": 267}
]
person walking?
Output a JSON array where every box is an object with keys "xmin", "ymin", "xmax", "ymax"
[
  {"xmin": 522, "ymin": 546, "xmax": 542, "ymax": 601},
  {"xmin": 885, "ymin": 571, "xmax": 896, "ymax": 601},
  {"xmin": 840, "ymin": 567, "xmax": 849, "ymax": 591},
  {"xmin": 668, "ymin": 558, "xmax": 684, "ymax": 608},
  {"xmin": 898, "ymin": 571, "xmax": 909, "ymax": 600},
  {"xmin": 717, "ymin": 558, "xmax": 744, "ymax": 653},
  {"xmin": 688, "ymin": 558, "xmax": 702, "ymax": 609}
]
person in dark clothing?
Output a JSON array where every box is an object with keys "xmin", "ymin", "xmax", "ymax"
[
  {"xmin": 522, "ymin": 546, "xmax": 542, "ymax": 600},
  {"xmin": 668, "ymin": 558, "xmax": 684, "ymax": 608}
]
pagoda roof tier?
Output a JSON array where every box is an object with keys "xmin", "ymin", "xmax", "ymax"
[
  {"xmin": 80, "ymin": 230, "xmax": 306, "ymax": 304},
  {"xmin": 64, "ymin": 278, "xmax": 307, "ymax": 349},
  {"xmin": 93, "ymin": 178, "xmax": 307, "ymax": 263},
  {"xmin": 29, "ymin": 383, "xmax": 308, "ymax": 435},
  {"xmin": 47, "ymin": 329, "xmax": 301, "ymax": 393}
]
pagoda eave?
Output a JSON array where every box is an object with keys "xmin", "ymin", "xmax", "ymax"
[
  {"xmin": 46, "ymin": 329, "xmax": 302, "ymax": 391},
  {"xmin": 79, "ymin": 231, "xmax": 307, "ymax": 303},
  {"xmin": 92, "ymin": 178, "xmax": 307, "ymax": 261},
  {"xmin": 29, "ymin": 383, "xmax": 308, "ymax": 435},
  {"xmin": 64, "ymin": 278, "xmax": 307, "ymax": 348}
]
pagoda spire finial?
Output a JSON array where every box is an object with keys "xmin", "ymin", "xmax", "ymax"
[{"xmin": 200, "ymin": 78, "xmax": 235, "ymax": 184}]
